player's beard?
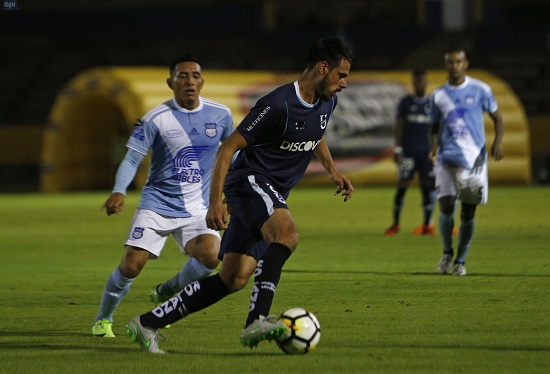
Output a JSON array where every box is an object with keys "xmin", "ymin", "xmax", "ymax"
[{"xmin": 318, "ymin": 75, "xmax": 333, "ymax": 102}]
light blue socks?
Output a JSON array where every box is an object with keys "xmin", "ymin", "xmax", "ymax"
[
  {"xmin": 159, "ymin": 258, "xmax": 215, "ymax": 297},
  {"xmin": 439, "ymin": 212, "xmax": 454, "ymax": 254},
  {"xmin": 456, "ymin": 218, "xmax": 475, "ymax": 263},
  {"xmin": 95, "ymin": 267, "xmax": 134, "ymax": 322}
]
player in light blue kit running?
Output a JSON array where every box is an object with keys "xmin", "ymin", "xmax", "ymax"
[
  {"xmin": 430, "ymin": 48, "xmax": 504, "ymax": 276},
  {"xmin": 92, "ymin": 55, "xmax": 233, "ymax": 337}
]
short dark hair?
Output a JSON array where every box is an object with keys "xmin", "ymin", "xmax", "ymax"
[
  {"xmin": 412, "ymin": 68, "xmax": 426, "ymax": 77},
  {"xmin": 169, "ymin": 54, "xmax": 201, "ymax": 77},
  {"xmin": 444, "ymin": 47, "xmax": 467, "ymax": 59},
  {"xmin": 305, "ymin": 37, "xmax": 354, "ymax": 70}
]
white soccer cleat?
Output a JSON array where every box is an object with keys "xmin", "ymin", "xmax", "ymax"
[
  {"xmin": 126, "ymin": 316, "xmax": 165, "ymax": 354},
  {"xmin": 452, "ymin": 263, "xmax": 467, "ymax": 276},
  {"xmin": 437, "ymin": 254, "xmax": 453, "ymax": 274}
]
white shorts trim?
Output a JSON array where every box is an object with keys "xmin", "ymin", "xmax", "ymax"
[
  {"xmin": 435, "ymin": 163, "xmax": 488, "ymax": 205},
  {"xmin": 125, "ymin": 209, "xmax": 220, "ymax": 259}
]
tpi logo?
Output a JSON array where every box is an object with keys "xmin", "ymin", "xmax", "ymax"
[{"xmin": 3, "ymin": 0, "xmax": 17, "ymax": 10}]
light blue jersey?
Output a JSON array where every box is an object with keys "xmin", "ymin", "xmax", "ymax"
[
  {"xmin": 127, "ymin": 97, "xmax": 233, "ymax": 218},
  {"xmin": 430, "ymin": 76, "xmax": 498, "ymax": 169}
]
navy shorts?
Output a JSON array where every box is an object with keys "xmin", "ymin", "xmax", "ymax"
[
  {"xmin": 219, "ymin": 174, "xmax": 289, "ymax": 262},
  {"xmin": 397, "ymin": 151, "xmax": 434, "ymax": 181}
]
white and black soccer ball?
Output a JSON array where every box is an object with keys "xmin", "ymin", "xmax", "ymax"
[{"xmin": 276, "ymin": 307, "xmax": 321, "ymax": 354}]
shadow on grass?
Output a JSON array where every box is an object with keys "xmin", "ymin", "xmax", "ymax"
[
  {"xmin": 1, "ymin": 337, "xmax": 548, "ymax": 355},
  {"xmin": 282, "ymin": 269, "xmax": 550, "ymax": 278},
  {"xmin": 0, "ymin": 336, "xmax": 282, "ymax": 356}
]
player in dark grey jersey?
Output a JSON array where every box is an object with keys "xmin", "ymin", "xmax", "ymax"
[{"xmin": 126, "ymin": 37, "xmax": 355, "ymax": 353}]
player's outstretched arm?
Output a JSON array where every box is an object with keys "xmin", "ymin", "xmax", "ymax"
[{"xmin": 314, "ymin": 137, "xmax": 354, "ymax": 202}]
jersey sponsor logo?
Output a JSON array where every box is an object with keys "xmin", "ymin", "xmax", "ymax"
[
  {"xmin": 132, "ymin": 227, "xmax": 144, "ymax": 239},
  {"xmin": 406, "ymin": 113, "xmax": 431, "ymax": 124},
  {"xmin": 204, "ymin": 123, "xmax": 217, "ymax": 138},
  {"xmin": 246, "ymin": 106, "xmax": 270, "ymax": 131},
  {"xmin": 130, "ymin": 127, "xmax": 145, "ymax": 141},
  {"xmin": 320, "ymin": 114, "xmax": 328, "ymax": 129},
  {"xmin": 172, "ymin": 146, "xmax": 210, "ymax": 183},
  {"xmin": 164, "ymin": 129, "xmax": 184, "ymax": 138},
  {"xmin": 447, "ymin": 109, "xmax": 470, "ymax": 138},
  {"xmin": 279, "ymin": 139, "xmax": 321, "ymax": 152}
]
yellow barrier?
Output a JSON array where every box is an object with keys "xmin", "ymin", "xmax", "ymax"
[{"xmin": 41, "ymin": 68, "xmax": 531, "ymax": 192}]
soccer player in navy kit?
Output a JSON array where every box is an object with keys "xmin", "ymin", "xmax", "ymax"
[
  {"xmin": 385, "ymin": 69, "xmax": 436, "ymax": 236},
  {"xmin": 431, "ymin": 48, "xmax": 504, "ymax": 276},
  {"xmin": 92, "ymin": 55, "xmax": 233, "ymax": 338},
  {"xmin": 126, "ymin": 37, "xmax": 355, "ymax": 353}
]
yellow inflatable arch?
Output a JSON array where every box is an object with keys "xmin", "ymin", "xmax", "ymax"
[{"xmin": 41, "ymin": 68, "xmax": 531, "ymax": 192}]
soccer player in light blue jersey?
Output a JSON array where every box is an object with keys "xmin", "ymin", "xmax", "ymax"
[
  {"xmin": 92, "ymin": 55, "xmax": 233, "ymax": 338},
  {"xmin": 430, "ymin": 48, "xmax": 504, "ymax": 276},
  {"xmin": 125, "ymin": 37, "xmax": 355, "ymax": 354}
]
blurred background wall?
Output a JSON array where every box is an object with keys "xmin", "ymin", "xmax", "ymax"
[{"xmin": 1, "ymin": 0, "xmax": 549, "ymax": 191}]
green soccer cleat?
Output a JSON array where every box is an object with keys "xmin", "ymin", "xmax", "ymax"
[
  {"xmin": 240, "ymin": 315, "xmax": 288, "ymax": 348},
  {"xmin": 150, "ymin": 284, "xmax": 171, "ymax": 329},
  {"xmin": 126, "ymin": 316, "xmax": 165, "ymax": 354},
  {"xmin": 150, "ymin": 284, "xmax": 172, "ymax": 305},
  {"xmin": 92, "ymin": 319, "xmax": 115, "ymax": 338}
]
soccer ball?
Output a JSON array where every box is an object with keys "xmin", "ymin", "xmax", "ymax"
[{"xmin": 276, "ymin": 307, "xmax": 321, "ymax": 354}]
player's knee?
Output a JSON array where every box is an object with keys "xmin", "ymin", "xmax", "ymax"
[
  {"xmin": 198, "ymin": 256, "xmax": 220, "ymax": 271},
  {"xmin": 275, "ymin": 232, "xmax": 299, "ymax": 252},
  {"xmin": 286, "ymin": 232, "xmax": 299, "ymax": 251},
  {"xmin": 461, "ymin": 205, "xmax": 476, "ymax": 220},
  {"xmin": 118, "ymin": 262, "xmax": 142, "ymax": 278},
  {"xmin": 438, "ymin": 197, "xmax": 455, "ymax": 215},
  {"xmin": 224, "ymin": 274, "xmax": 249, "ymax": 293}
]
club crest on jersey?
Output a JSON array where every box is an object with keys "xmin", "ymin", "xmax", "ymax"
[
  {"xmin": 295, "ymin": 120, "xmax": 306, "ymax": 130},
  {"xmin": 465, "ymin": 96, "xmax": 475, "ymax": 105},
  {"xmin": 204, "ymin": 123, "xmax": 217, "ymax": 138},
  {"xmin": 320, "ymin": 114, "xmax": 328, "ymax": 129},
  {"xmin": 132, "ymin": 227, "xmax": 144, "ymax": 239}
]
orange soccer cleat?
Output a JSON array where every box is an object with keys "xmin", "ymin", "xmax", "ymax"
[
  {"xmin": 384, "ymin": 225, "xmax": 400, "ymax": 236},
  {"xmin": 412, "ymin": 224, "xmax": 435, "ymax": 236}
]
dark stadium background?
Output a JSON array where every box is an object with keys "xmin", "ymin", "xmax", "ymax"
[{"xmin": 1, "ymin": 0, "xmax": 549, "ymax": 190}]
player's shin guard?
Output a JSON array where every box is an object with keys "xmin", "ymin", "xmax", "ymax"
[
  {"xmin": 392, "ymin": 187, "xmax": 406, "ymax": 225},
  {"xmin": 456, "ymin": 218, "xmax": 475, "ymax": 263},
  {"xmin": 159, "ymin": 258, "xmax": 215, "ymax": 296},
  {"xmin": 95, "ymin": 267, "xmax": 134, "ymax": 321},
  {"xmin": 439, "ymin": 212, "xmax": 454, "ymax": 254},
  {"xmin": 421, "ymin": 186, "xmax": 435, "ymax": 226},
  {"xmin": 245, "ymin": 243, "xmax": 292, "ymax": 327},
  {"xmin": 140, "ymin": 273, "xmax": 230, "ymax": 329}
]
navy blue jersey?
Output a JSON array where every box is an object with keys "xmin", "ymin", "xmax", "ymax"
[
  {"xmin": 226, "ymin": 81, "xmax": 337, "ymax": 196},
  {"xmin": 397, "ymin": 95, "xmax": 431, "ymax": 153}
]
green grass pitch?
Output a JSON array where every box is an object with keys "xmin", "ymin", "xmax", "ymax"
[{"xmin": 0, "ymin": 186, "xmax": 548, "ymax": 373}]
